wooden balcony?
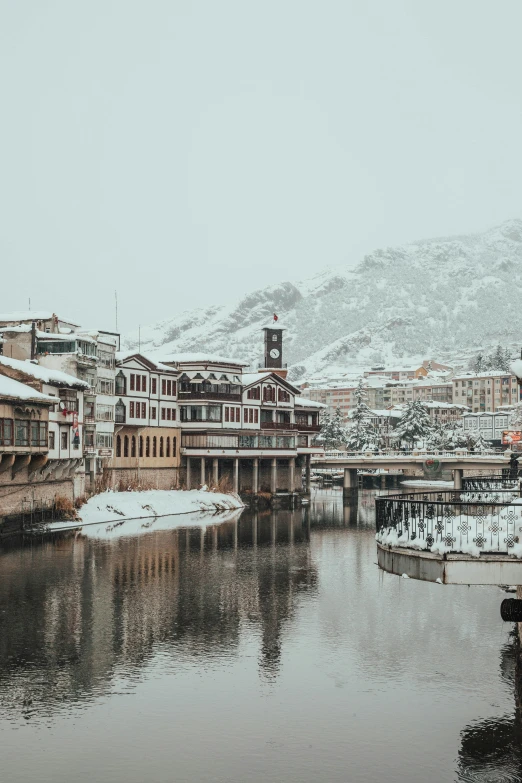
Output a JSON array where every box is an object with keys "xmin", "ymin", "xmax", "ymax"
[
  {"xmin": 178, "ymin": 390, "xmax": 241, "ymax": 402},
  {"xmin": 295, "ymin": 423, "xmax": 321, "ymax": 432},
  {"xmin": 260, "ymin": 421, "xmax": 297, "ymax": 430}
]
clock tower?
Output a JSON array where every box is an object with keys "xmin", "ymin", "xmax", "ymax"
[{"xmin": 261, "ymin": 325, "xmax": 287, "ymax": 379}]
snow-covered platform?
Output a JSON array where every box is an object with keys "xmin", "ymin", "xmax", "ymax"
[{"xmin": 377, "ymin": 542, "xmax": 522, "ymax": 585}]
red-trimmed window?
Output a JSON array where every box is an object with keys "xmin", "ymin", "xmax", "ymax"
[
  {"xmin": 130, "ymin": 374, "xmax": 135, "ymax": 391},
  {"xmin": 167, "ymin": 380, "xmax": 172, "ymax": 396},
  {"xmin": 141, "ymin": 402, "xmax": 146, "ymax": 418},
  {"xmin": 172, "ymin": 381, "xmax": 177, "ymax": 396},
  {"xmin": 136, "ymin": 375, "xmax": 141, "ymax": 392},
  {"xmin": 172, "ymin": 409, "xmax": 176, "ymax": 420},
  {"xmin": 129, "ymin": 401, "xmax": 134, "ymax": 418},
  {"xmin": 167, "ymin": 408, "xmax": 172, "ymax": 421},
  {"xmin": 150, "ymin": 406, "xmax": 156, "ymax": 419},
  {"xmin": 254, "ymin": 409, "xmax": 258, "ymax": 424},
  {"xmin": 161, "ymin": 408, "xmax": 166, "ymax": 420},
  {"xmin": 244, "ymin": 408, "xmax": 248, "ymax": 423},
  {"xmin": 162, "ymin": 379, "xmax": 166, "ymax": 395},
  {"xmin": 151, "ymin": 378, "xmax": 157, "ymax": 394}
]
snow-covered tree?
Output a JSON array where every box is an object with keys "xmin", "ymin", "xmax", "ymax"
[
  {"xmin": 469, "ymin": 431, "xmax": 492, "ymax": 452},
  {"xmin": 441, "ymin": 421, "xmax": 468, "ymax": 449},
  {"xmin": 346, "ymin": 380, "xmax": 376, "ymax": 451},
  {"xmin": 393, "ymin": 401, "xmax": 433, "ymax": 448},
  {"xmin": 470, "ymin": 353, "xmax": 486, "ymax": 373},
  {"xmin": 426, "ymin": 421, "xmax": 446, "ymax": 450},
  {"xmin": 319, "ymin": 407, "xmax": 348, "ymax": 450}
]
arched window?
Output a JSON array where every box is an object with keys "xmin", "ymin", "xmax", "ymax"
[
  {"xmin": 131, "ymin": 436, "xmax": 136, "ymax": 458},
  {"xmin": 116, "ymin": 435, "xmax": 121, "ymax": 457},
  {"xmin": 124, "ymin": 435, "xmax": 129, "ymax": 457},
  {"xmin": 159, "ymin": 436, "xmax": 164, "ymax": 457},
  {"xmin": 146, "ymin": 436, "xmax": 150, "ymax": 457},
  {"xmin": 173, "ymin": 437, "xmax": 177, "ymax": 458},
  {"xmin": 153, "ymin": 436, "xmax": 157, "ymax": 457},
  {"xmin": 166, "ymin": 437, "xmax": 170, "ymax": 458},
  {"xmin": 139, "ymin": 436, "xmax": 144, "ymax": 457}
]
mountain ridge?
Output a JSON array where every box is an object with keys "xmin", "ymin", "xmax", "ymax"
[{"xmin": 125, "ymin": 219, "xmax": 522, "ymax": 380}]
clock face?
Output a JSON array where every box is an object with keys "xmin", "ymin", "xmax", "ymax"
[{"xmin": 270, "ymin": 348, "xmax": 280, "ymax": 359}]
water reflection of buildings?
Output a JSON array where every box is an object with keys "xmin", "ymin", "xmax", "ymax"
[
  {"xmin": 308, "ymin": 488, "xmax": 376, "ymax": 528},
  {"xmin": 0, "ymin": 509, "xmax": 317, "ymax": 718},
  {"xmin": 457, "ymin": 633, "xmax": 522, "ymax": 779}
]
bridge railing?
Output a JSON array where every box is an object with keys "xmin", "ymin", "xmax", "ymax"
[
  {"xmin": 376, "ymin": 488, "xmax": 521, "ymax": 555},
  {"xmin": 318, "ymin": 448, "xmax": 505, "ymax": 459},
  {"xmin": 462, "ymin": 474, "xmax": 519, "ymax": 492}
]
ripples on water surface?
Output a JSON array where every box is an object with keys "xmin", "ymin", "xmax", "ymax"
[{"xmin": 0, "ymin": 488, "xmax": 521, "ymax": 782}]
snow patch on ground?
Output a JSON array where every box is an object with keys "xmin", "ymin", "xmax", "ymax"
[
  {"xmin": 44, "ymin": 488, "xmax": 245, "ymax": 539},
  {"xmin": 400, "ymin": 480, "xmax": 454, "ymax": 488}
]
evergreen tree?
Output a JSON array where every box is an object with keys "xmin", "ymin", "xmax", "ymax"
[
  {"xmin": 319, "ymin": 407, "xmax": 348, "ymax": 450},
  {"xmin": 441, "ymin": 421, "xmax": 468, "ymax": 449},
  {"xmin": 393, "ymin": 400, "xmax": 433, "ymax": 448},
  {"xmin": 346, "ymin": 380, "xmax": 375, "ymax": 451},
  {"xmin": 426, "ymin": 421, "xmax": 445, "ymax": 450},
  {"xmin": 469, "ymin": 431, "xmax": 492, "ymax": 453},
  {"xmin": 491, "ymin": 344, "xmax": 506, "ymax": 371},
  {"xmin": 471, "ymin": 353, "xmax": 485, "ymax": 373}
]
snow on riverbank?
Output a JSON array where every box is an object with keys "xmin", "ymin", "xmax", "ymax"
[
  {"xmin": 79, "ymin": 487, "xmax": 244, "ymax": 524},
  {"xmin": 43, "ymin": 488, "xmax": 245, "ymax": 538},
  {"xmin": 400, "ymin": 480, "xmax": 454, "ymax": 488}
]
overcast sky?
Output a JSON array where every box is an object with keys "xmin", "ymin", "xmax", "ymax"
[{"xmin": 1, "ymin": 0, "xmax": 521, "ymax": 334}]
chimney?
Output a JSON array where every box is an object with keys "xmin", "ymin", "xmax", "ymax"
[{"xmin": 30, "ymin": 321, "xmax": 37, "ymax": 360}]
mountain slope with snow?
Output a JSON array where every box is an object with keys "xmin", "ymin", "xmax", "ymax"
[{"xmin": 126, "ymin": 219, "xmax": 522, "ymax": 380}]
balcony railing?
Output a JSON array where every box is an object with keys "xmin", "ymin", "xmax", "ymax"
[
  {"xmin": 182, "ymin": 433, "xmax": 296, "ymax": 450},
  {"xmin": 83, "ymin": 445, "xmax": 96, "ymax": 454},
  {"xmin": 376, "ymin": 488, "xmax": 521, "ymax": 555},
  {"xmin": 295, "ymin": 423, "xmax": 321, "ymax": 432},
  {"xmin": 178, "ymin": 391, "xmax": 241, "ymax": 402},
  {"xmin": 84, "ymin": 415, "xmax": 96, "ymax": 424},
  {"xmin": 260, "ymin": 421, "xmax": 297, "ymax": 430},
  {"xmin": 115, "ymin": 412, "xmax": 126, "ymax": 424}
]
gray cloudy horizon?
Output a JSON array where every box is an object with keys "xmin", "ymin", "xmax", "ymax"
[{"xmin": 1, "ymin": 0, "xmax": 521, "ymax": 334}]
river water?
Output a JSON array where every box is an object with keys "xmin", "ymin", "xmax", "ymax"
[{"xmin": 0, "ymin": 488, "xmax": 520, "ymax": 783}]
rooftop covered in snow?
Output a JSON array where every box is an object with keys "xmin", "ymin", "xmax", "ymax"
[
  {"xmin": 152, "ymin": 353, "xmax": 249, "ymax": 368},
  {"xmin": 0, "ymin": 311, "xmax": 79, "ymax": 327},
  {"xmin": 0, "ymin": 356, "xmax": 89, "ymax": 389},
  {"xmin": 0, "ymin": 375, "xmax": 59, "ymax": 404},
  {"xmin": 294, "ymin": 396, "xmax": 326, "ymax": 409}
]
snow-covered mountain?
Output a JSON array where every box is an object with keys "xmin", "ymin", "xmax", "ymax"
[{"xmin": 125, "ymin": 219, "xmax": 522, "ymax": 381}]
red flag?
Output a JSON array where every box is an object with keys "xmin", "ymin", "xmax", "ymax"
[{"xmin": 273, "ymin": 313, "xmax": 278, "ymax": 322}]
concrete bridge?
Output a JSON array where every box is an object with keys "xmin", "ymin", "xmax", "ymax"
[{"xmin": 311, "ymin": 450, "xmax": 512, "ymax": 494}]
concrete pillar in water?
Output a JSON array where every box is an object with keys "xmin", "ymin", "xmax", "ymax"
[
  {"xmin": 343, "ymin": 468, "xmax": 358, "ymax": 499},
  {"xmin": 186, "ymin": 457, "xmax": 191, "ymax": 490},
  {"xmin": 453, "ymin": 468, "xmax": 463, "ymax": 490},
  {"xmin": 212, "ymin": 458, "xmax": 219, "ymax": 486},
  {"xmin": 305, "ymin": 454, "xmax": 311, "ymax": 493},
  {"xmin": 380, "ymin": 473, "xmax": 386, "ymax": 489},
  {"xmin": 200, "ymin": 457, "xmax": 206, "ymax": 487},
  {"xmin": 253, "ymin": 458, "xmax": 259, "ymax": 494},
  {"xmin": 289, "ymin": 458, "xmax": 295, "ymax": 492},
  {"xmin": 233, "ymin": 458, "xmax": 239, "ymax": 494},
  {"xmin": 271, "ymin": 458, "xmax": 277, "ymax": 495}
]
